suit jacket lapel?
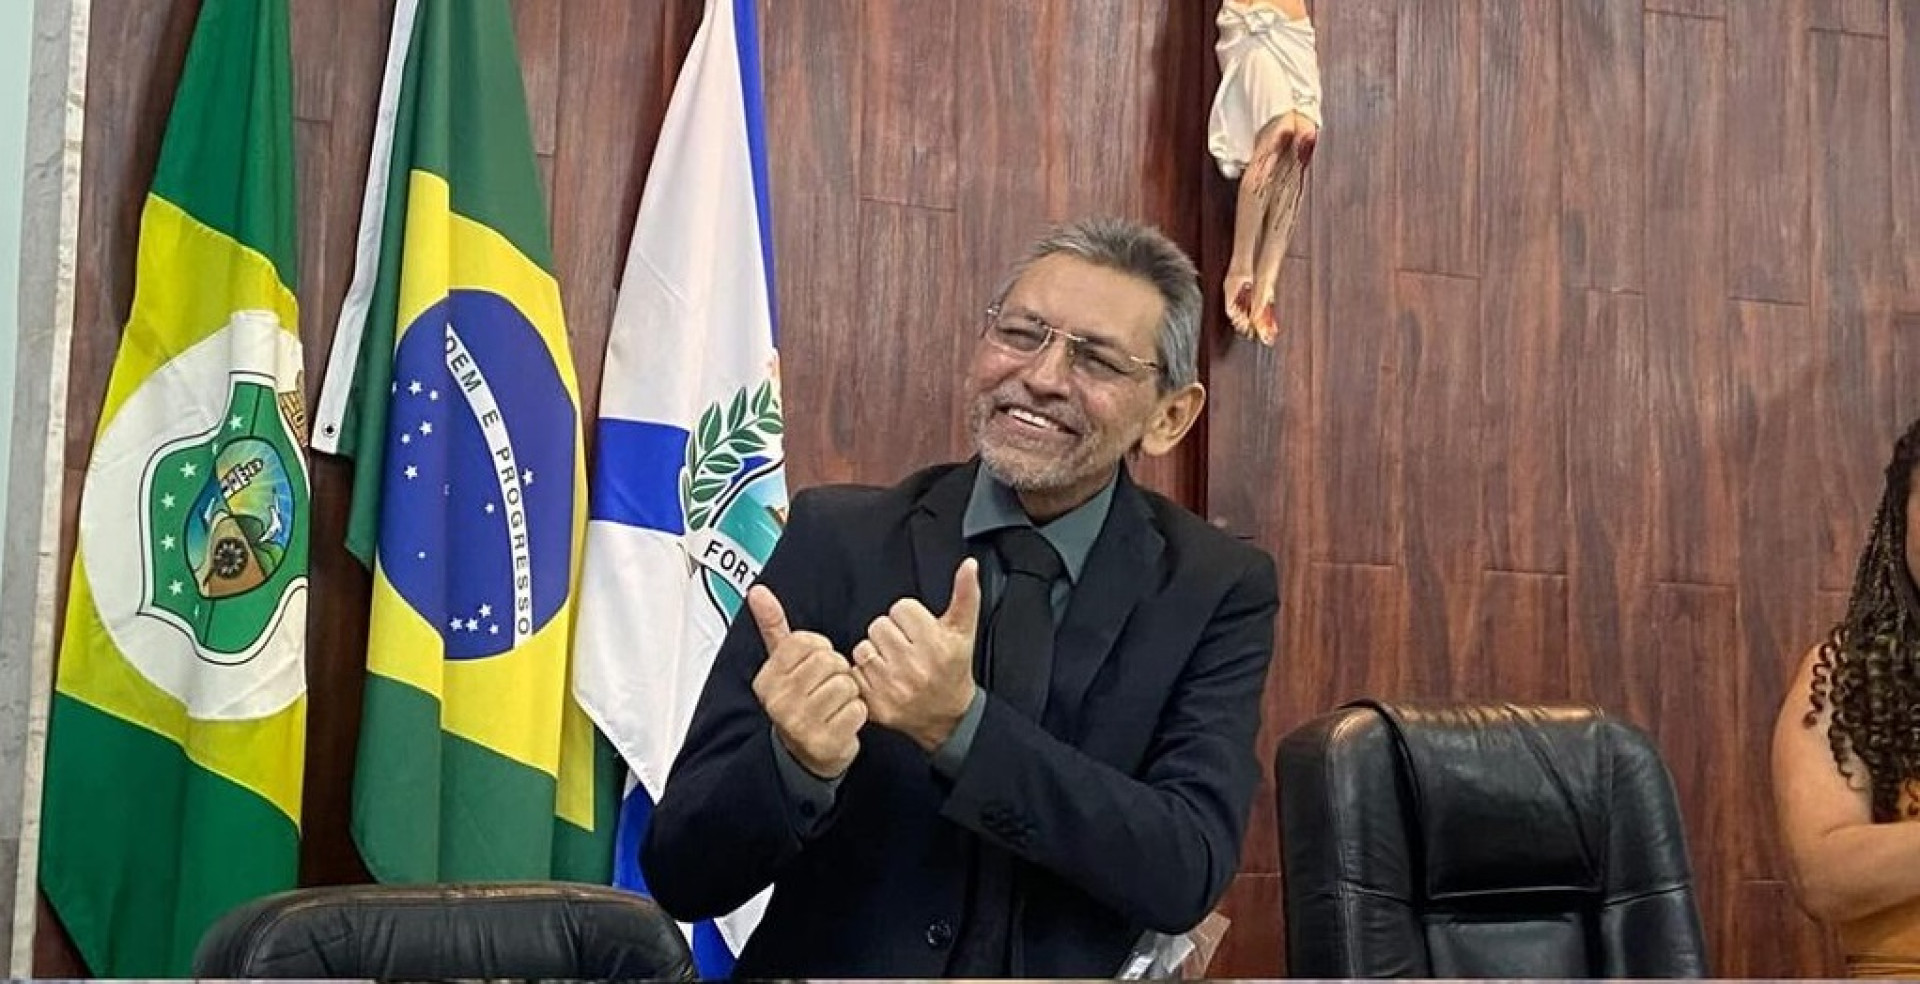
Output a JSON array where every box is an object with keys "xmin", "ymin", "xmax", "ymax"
[
  {"xmin": 1049, "ymin": 468, "xmax": 1164, "ymax": 728},
  {"xmin": 907, "ymin": 460, "xmax": 976, "ymax": 618}
]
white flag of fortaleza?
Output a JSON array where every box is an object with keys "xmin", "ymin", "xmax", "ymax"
[{"xmin": 572, "ymin": 0, "xmax": 782, "ymax": 973}]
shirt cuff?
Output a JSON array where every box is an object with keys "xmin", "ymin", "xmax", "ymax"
[
  {"xmin": 931, "ymin": 688, "xmax": 988, "ymax": 779},
  {"xmin": 770, "ymin": 726, "xmax": 841, "ymax": 833}
]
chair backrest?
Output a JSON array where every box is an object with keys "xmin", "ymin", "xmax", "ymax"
[
  {"xmin": 192, "ymin": 881, "xmax": 697, "ymax": 980},
  {"xmin": 1276, "ymin": 700, "xmax": 1709, "ymax": 978}
]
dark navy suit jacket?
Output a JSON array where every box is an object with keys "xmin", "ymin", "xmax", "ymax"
[{"xmin": 641, "ymin": 461, "xmax": 1279, "ymax": 977}]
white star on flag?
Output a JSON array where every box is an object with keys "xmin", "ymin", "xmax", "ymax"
[
  {"xmin": 404, "ymin": 464, "xmax": 418, "ymax": 480},
  {"xmin": 180, "ymin": 462, "xmax": 197, "ymax": 479}
]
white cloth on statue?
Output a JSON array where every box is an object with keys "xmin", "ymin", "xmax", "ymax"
[{"xmin": 1207, "ymin": 0, "xmax": 1321, "ymax": 180}]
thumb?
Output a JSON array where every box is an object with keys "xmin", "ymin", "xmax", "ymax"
[
  {"xmin": 941, "ymin": 558, "xmax": 983, "ymax": 630},
  {"xmin": 746, "ymin": 584, "xmax": 791, "ymax": 650}
]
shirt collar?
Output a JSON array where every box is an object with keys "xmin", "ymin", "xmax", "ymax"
[{"xmin": 961, "ymin": 463, "xmax": 1116, "ymax": 584}]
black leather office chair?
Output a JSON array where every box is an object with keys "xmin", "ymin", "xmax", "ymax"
[
  {"xmin": 192, "ymin": 881, "xmax": 697, "ymax": 979},
  {"xmin": 1276, "ymin": 700, "xmax": 1709, "ymax": 978}
]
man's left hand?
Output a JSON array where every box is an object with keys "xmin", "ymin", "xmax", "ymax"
[{"xmin": 853, "ymin": 558, "xmax": 982, "ymax": 752}]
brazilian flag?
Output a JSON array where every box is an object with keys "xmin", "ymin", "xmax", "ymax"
[
  {"xmin": 311, "ymin": 0, "xmax": 616, "ymax": 882},
  {"xmin": 38, "ymin": 0, "xmax": 306, "ymax": 975}
]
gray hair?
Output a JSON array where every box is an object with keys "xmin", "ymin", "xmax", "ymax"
[{"xmin": 989, "ymin": 217, "xmax": 1203, "ymax": 390}]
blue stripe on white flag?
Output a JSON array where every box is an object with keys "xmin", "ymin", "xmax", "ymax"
[
  {"xmin": 732, "ymin": 0, "xmax": 777, "ymax": 345},
  {"xmin": 588, "ymin": 419, "xmax": 689, "ymax": 533}
]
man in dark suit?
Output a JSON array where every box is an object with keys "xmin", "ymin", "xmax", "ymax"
[{"xmin": 641, "ymin": 217, "xmax": 1279, "ymax": 977}]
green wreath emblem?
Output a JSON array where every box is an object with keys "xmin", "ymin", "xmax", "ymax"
[{"xmin": 680, "ymin": 379, "xmax": 784, "ymax": 532}]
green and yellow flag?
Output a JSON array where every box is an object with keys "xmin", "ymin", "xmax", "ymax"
[
  {"xmin": 38, "ymin": 0, "xmax": 305, "ymax": 975},
  {"xmin": 311, "ymin": 0, "xmax": 615, "ymax": 883}
]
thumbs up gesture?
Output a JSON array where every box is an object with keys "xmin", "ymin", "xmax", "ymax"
[
  {"xmin": 748, "ymin": 585, "xmax": 867, "ymax": 779},
  {"xmin": 852, "ymin": 558, "xmax": 984, "ymax": 753}
]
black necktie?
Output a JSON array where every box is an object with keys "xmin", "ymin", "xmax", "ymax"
[
  {"xmin": 951, "ymin": 526, "xmax": 1065, "ymax": 976},
  {"xmin": 987, "ymin": 526, "xmax": 1065, "ymax": 721}
]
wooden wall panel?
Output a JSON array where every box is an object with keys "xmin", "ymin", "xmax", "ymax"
[
  {"xmin": 1730, "ymin": 299, "xmax": 1828, "ymax": 875},
  {"xmin": 1646, "ymin": 13, "xmax": 1736, "ymax": 587},
  {"xmin": 1811, "ymin": 0, "xmax": 1889, "ymax": 34},
  {"xmin": 1309, "ymin": 0, "xmax": 1401, "ymax": 567},
  {"xmin": 52, "ymin": 0, "xmax": 1919, "ymax": 978},
  {"xmin": 1472, "ymin": 572, "xmax": 1570, "ymax": 701},
  {"xmin": 1480, "ymin": 0, "xmax": 1565, "ymax": 575},
  {"xmin": 1728, "ymin": 0, "xmax": 1810, "ymax": 305},
  {"xmin": 1896, "ymin": 0, "xmax": 1920, "ymax": 311},
  {"xmin": 1203, "ymin": 257, "xmax": 1310, "ymax": 894},
  {"xmin": 1395, "ymin": 0, "xmax": 1479, "ymax": 278},
  {"xmin": 859, "ymin": 0, "xmax": 956, "ymax": 210},
  {"xmin": 851, "ymin": 203, "xmax": 966, "ymax": 471},
  {"xmin": 1561, "ymin": 0, "xmax": 1645, "ymax": 292},
  {"xmin": 1647, "ymin": 0, "xmax": 1726, "ymax": 19},
  {"xmin": 1812, "ymin": 30, "xmax": 1896, "ymax": 593},
  {"xmin": 1397, "ymin": 271, "xmax": 1483, "ymax": 697},
  {"xmin": 512, "ymin": 3, "xmax": 558, "ymax": 156},
  {"xmin": 1304, "ymin": 563, "xmax": 1407, "ymax": 715},
  {"xmin": 1566, "ymin": 292, "xmax": 1652, "ymax": 716},
  {"xmin": 763, "ymin": 0, "xmax": 862, "ymax": 487},
  {"xmin": 952, "ymin": 0, "xmax": 1054, "ymax": 310}
]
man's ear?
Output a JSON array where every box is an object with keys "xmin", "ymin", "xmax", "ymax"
[{"xmin": 1138, "ymin": 382, "xmax": 1206, "ymax": 458}]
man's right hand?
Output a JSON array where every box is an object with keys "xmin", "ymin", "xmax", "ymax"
[{"xmin": 748, "ymin": 584, "xmax": 867, "ymax": 779}]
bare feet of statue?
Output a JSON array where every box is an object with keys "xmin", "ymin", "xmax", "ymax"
[{"xmin": 1225, "ymin": 111, "xmax": 1316, "ymax": 344}]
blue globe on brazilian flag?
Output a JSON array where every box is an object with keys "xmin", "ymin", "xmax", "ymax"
[{"xmin": 311, "ymin": 0, "xmax": 615, "ymax": 885}]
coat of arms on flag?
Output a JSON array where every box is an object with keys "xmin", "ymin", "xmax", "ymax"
[
  {"xmin": 89, "ymin": 313, "xmax": 309, "ymax": 707},
  {"xmin": 680, "ymin": 379, "xmax": 786, "ymax": 620}
]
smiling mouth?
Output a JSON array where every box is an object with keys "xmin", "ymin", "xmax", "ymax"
[{"xmin": 1000, "ymin": 405, "xmax": 1079, "ymax": 436}]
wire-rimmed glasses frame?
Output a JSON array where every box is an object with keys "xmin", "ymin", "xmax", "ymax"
[{"xmin": 978, "ymin": 304, "xmax": 1164, "ymax": 386}]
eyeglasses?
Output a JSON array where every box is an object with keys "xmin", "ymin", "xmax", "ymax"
[{"xmin": 980, "ymin": 305, "xmax": 1164, "ymax": 385}]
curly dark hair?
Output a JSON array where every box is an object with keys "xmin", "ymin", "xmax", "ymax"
[{"xmin": 1808, "ymin": 416, "xmax": 1920, "ymax": 821}]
